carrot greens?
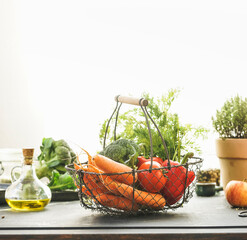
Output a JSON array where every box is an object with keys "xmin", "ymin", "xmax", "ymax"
[{"xmin": 99, "ymin": 89, "xmax": 208, "ymax": 162}]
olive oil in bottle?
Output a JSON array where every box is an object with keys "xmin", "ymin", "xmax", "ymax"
[
  {"xmin": 5, "ymin": 199, "xmax": 51, "ymax": 211},
  {"xmin": 5, "ymin": 148, "xmax": 52, "ymax": 211}
]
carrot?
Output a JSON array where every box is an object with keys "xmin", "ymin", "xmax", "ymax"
[
  {"xmin": 74, "ymin": 162, "xmax": 110, "ymax": 196},
  {"xmin": 95, "ymin": 193, "xmax": 139, "ymax": 212},
  {"xmin": 74, "ymin": 162, "xmax": 104, "ymax": 174},
  {"xmin": 79, "ymin": 147, "xmax": 94, "ymax": 165},
  {"xmin": 74, "ymin": 162, "xmax": 82, "ymax": 170},
  {"xmin": 75, "ymin": 162, "xmax": 122, "ymax": 196},
  {"xmin": 87, "ymin": 163, "xmax": 104, "ymax": 174},
  {"xmin": 116, "ymin": 182, "xmax": 166, "ymax": 209},
  {"xmin": 76, "ymin": 149, "xmax": 137, "ymax": 185},
  {"xmin": 93, "ymin": 154, "xmax": 137, "ymax": 185},
  {"xmin": 83, "ymin": 173, "xmax": 110, "ymax": 196},
  {"xmin": 99, "ymin": 175, "xmax": 121, "ymax": 196},
  {"xmin": 81, "ymin": 185, "xmax": 92, "ymax": 196},
  {"xmin": 82, "ymin": 184, "xmax": 139, "ymax": 212}
]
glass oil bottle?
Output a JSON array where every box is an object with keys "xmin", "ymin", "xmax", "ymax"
[{"xmin": 5, "ymin": 148, "xmax": 52, "ymax": 211}]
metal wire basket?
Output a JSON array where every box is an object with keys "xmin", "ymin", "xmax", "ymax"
[{"xmin": 66, "ymin": 95, "xmax": 203, "ymax": 215}]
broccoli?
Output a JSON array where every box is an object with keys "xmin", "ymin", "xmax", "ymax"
[
  {"xmin": 38, "ymin": 138, "xmax": 76, "ymax": 168},
  {"xmin": 35, "ymin": 162, "xmax": 53, "ymax": 179},
  {"xmin": 36, "ymin": 137, "xmax": 77, "ymax": 191},
  {"xmin": 100, "ymin": 138, "xmax": 140, "ymax": 168}
]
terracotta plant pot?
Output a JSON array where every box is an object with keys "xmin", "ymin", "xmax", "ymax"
[{"xmin": 216, "ymin": 138, "xmax": 247, "ymax": 189}]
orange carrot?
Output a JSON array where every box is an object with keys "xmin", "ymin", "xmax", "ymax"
[
  {"xmin": 83, "ymin": 173, "xmax": 110, "ymax": 196},
  {"xmin": 116, "ymin": 182, "xmax": 166, "ymax": 209},
  {"xmin": 74, "ymin": 162, "xmax": 82, "ymax": 170},
  {"xmin": 74, "ymin": 162, "xmax": 104, "ymax": 174},
  {"xmin": 76, "ymin": 149, "xmax": 137, "ymax": 186},
  {"xmin": 87, "ymin": 163, "xmax": 104, "ymax": 174},
  {"xmin": 81, "ymin": 185, "xmax": 92, "ymax": 196},
  {"xmin": 93, "ymin": 154, "xmax": 137, "ymax": 185},
  {"xmin": 95, "ymin": 193, "xmax": 139, "ymax": 212},
  {"xmin": 74, "ymin": 162, "xmax": 109, "ymax": 196},
  {"xmin": 79, "ymin": 147, "xmax": 94, "ymax": 165},
  {"xmin": 99, "ymin": 175, "xmax": 121, "ymax": 196}
]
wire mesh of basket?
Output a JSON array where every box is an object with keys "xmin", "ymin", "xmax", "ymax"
[{"xmin": 66, "ymin": 95, "xmax": 203, "ymax": 215}]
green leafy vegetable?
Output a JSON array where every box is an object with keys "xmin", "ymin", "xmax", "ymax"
[
  {"xmin": 38, "ymin": 138, "xmax": 76, "ymax": 170},
  {"xmin": 36, "ymin": 137, "xmax": 77, "ymax": 191},
  {"xmin": 35, "ymin": 163, "xmax": 53, "ymax": 180},
  {"xmin": 99, "ymin": 89, "xmax": 208, "ymax": 162},
  {"xmin": 48, "ymin": 170, "xmax": 76, "ymax": 191}
]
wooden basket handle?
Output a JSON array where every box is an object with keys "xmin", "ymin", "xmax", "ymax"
[{"xmin": 115, "ymin": 95, "xmax": 148, "ymax": 106}]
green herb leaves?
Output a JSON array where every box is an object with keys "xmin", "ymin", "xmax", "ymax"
[
  {"xmin": 212, "ymin": 95, "xmax": 247, "ymax": 138},
  {"xmin": 99, "ymin": 89, "xmax": 208, "ymax": 162}
]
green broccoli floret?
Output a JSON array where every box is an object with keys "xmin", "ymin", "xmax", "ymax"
[
  {"xmin": 53, "ymin": 139, "xmax": 71, "ymax": 150},
  {"xmin": 100, "ymin": 139, "xmax": 140, "ymax": 168},
  {"xmin": 35, "ymin": 138, "xmax": 78, "ymax": 191},
  {"xmin": 35, "ymin": 162, "xmax": 53, "ymax": 179},
  {"xmin": 38, "ymin": 138, "xmax": 76, "ymax": 168},
  {"xmin": 103, "ymin": 145, "xmax": 127, "ymax": 164},
  {"xmin": 114, "ymin": 139, "xmax": 140, "ymax": 157},
  {"xmin": 52, "ymin": 139, "xmax": 76, "ymax": 164},
  {"xmin": 36, "ymin": 137, "xmax": 76, "ymax": 178}
]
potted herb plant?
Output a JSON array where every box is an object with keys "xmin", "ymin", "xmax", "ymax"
[{"xmin": 212, "ymin": 95, "xmax": 247, "ymax": 189}]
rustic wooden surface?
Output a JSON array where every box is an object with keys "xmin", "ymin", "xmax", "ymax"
[{"xmin": 0, "ymin": 191, "xmax": 247, "ymax": 239}]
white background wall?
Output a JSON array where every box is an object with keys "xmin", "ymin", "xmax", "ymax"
[{"xmin": 1, "ymin": 0, "xmax": 247, "ymax": 168}]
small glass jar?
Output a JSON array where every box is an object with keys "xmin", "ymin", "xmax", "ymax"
[
  {"xmin": 0, "ymin": 148, "xmax": 22, "ymax": 184},
  {"xmin": 5, "ymin": 148, "xmax": 52, "ymax": 211}
]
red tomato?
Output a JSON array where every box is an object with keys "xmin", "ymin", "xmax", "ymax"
[
  {"xmin": 138, "ymin": 161, "xmax": 167, "ymax": 193},
  {"xmin": 137, "ymin": 156, "xmax": 164, "ymax": 168}
]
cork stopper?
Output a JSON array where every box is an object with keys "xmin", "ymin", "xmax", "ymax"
[{"xmin": 22, "ymin": 148, "xmax": 34, "ymax": 165}]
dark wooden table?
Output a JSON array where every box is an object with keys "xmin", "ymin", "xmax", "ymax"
[{"xmin": 0, "ymin": 191, "xmax": 247, "ymax": 240}]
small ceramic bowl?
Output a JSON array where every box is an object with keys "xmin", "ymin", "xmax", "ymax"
[{"xmin": 195, "ymin": 182, "xmax": 216, "ymax": 196}]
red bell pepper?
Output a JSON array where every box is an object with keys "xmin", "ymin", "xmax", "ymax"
[
  {"xmin": 161, "ymin": 160, "xmax": 195, "ymax": 205},
  {"xmin": 138, "ymin": 161, "xmax": 167, "ymax": 193},
  {"xmin": 137, "ymin": 156, "xmax": 163, "ymax": 168}
]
